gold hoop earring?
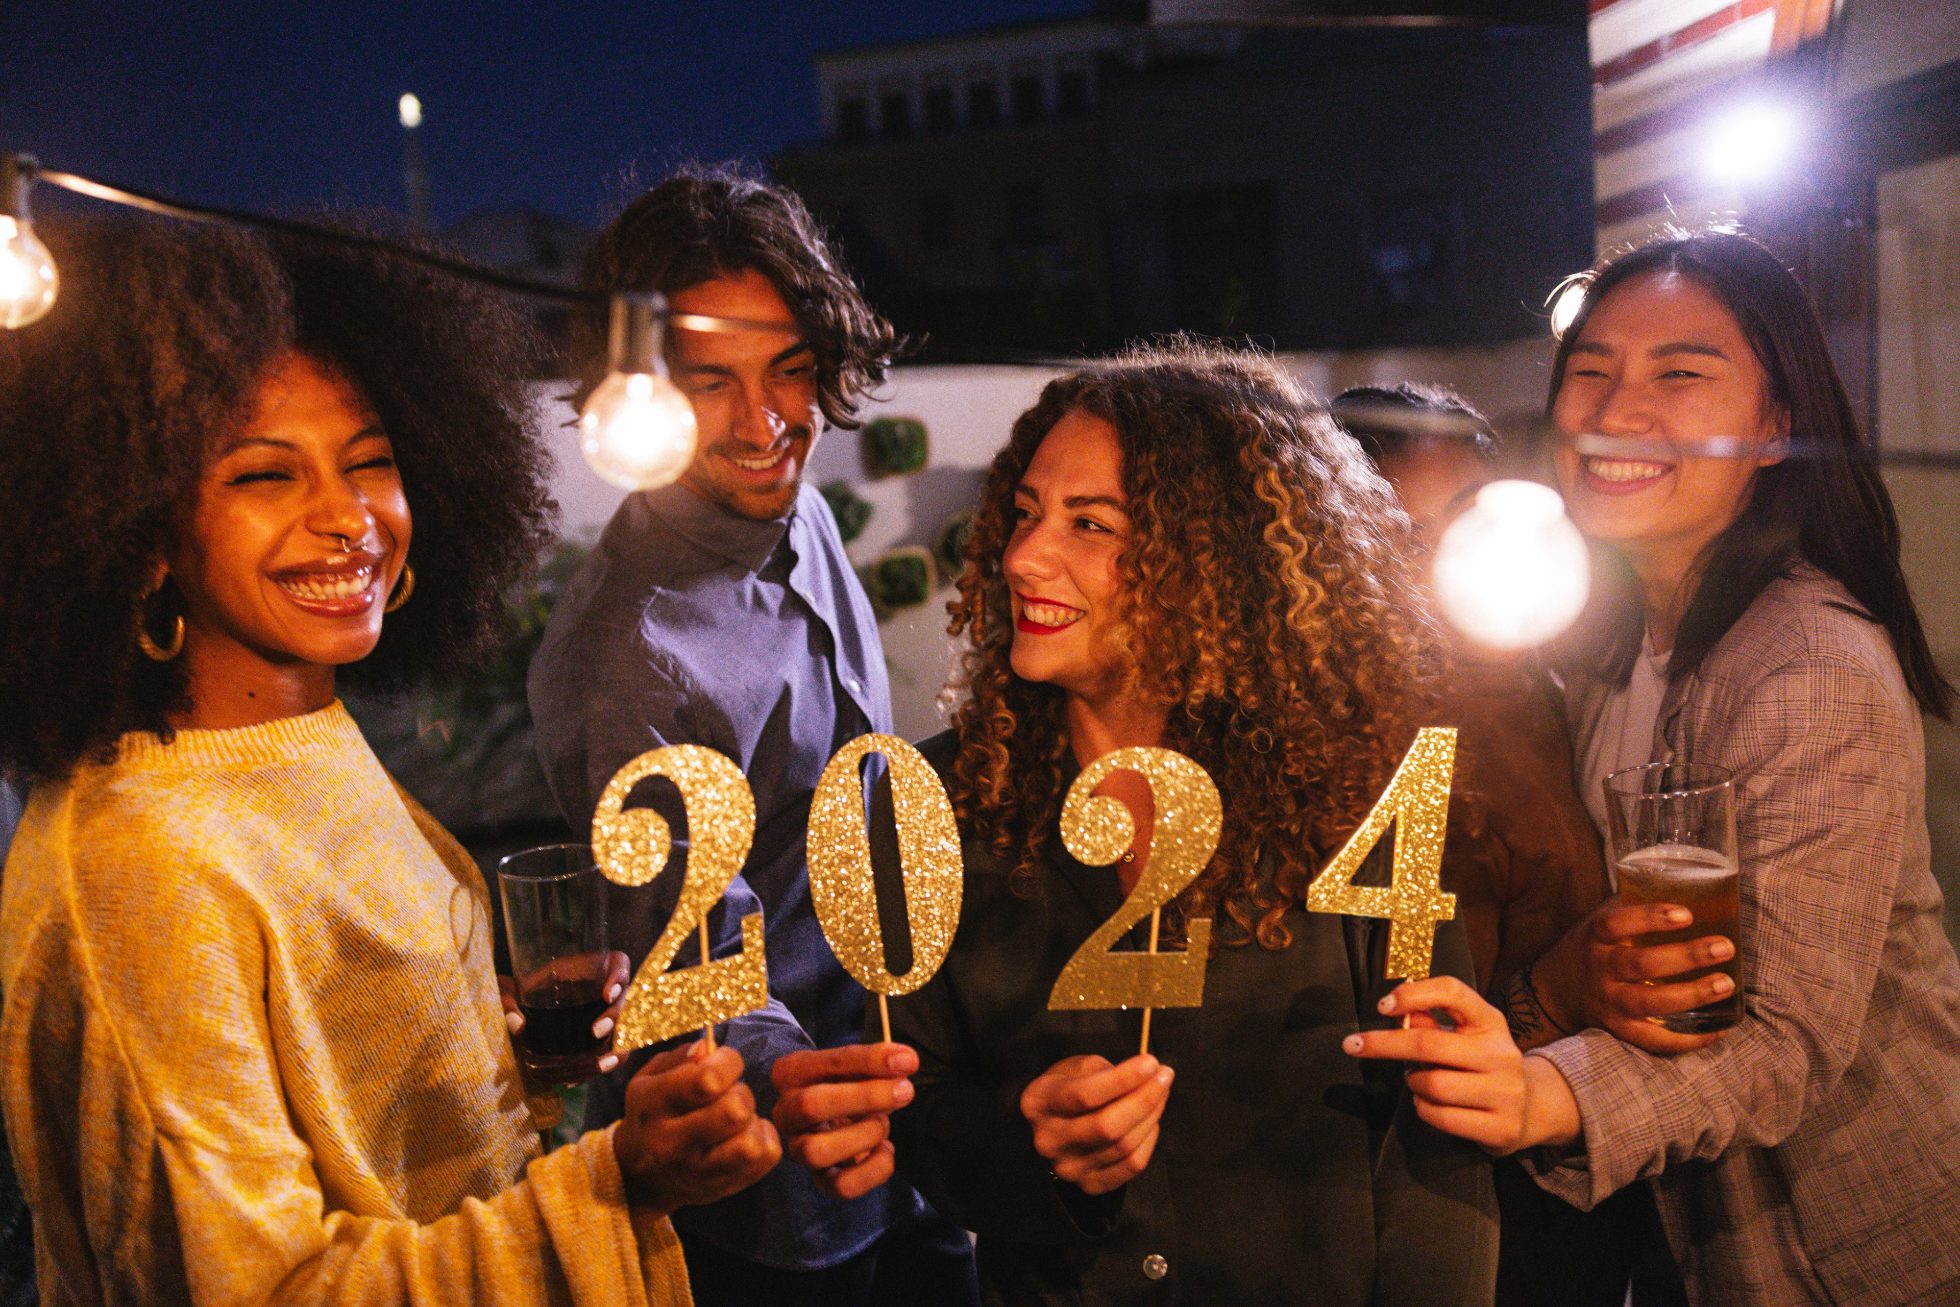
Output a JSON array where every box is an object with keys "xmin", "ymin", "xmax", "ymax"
[
  {"xmin": 384, "ymin": 564, "xmax": 415, "ymax": 614},
  {"xmin": 136, "ymin": 608, "xmax": 185, "ymax": 662}
]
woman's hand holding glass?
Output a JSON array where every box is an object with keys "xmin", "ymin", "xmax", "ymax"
[
  {"xmin": 1020, "ymin": 1053, "xmax": 1174, "ymax": 1195},
  {"xmin": 1345, "ymin": 976, "xmax": 1580, "ymax": 1155},
  {"xmin": 1527, "ymin": 900, "xmax": 1733, "ymax": 1055},
  {"xmin": 497, "ymin": 950, "xmax": 633, "ymax": 1083}
]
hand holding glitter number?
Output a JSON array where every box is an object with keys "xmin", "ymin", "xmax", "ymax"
[
  {"xmin": 806, "ymin": 734, "xmax": 964, "ymax": 1041},
  {"xmin": 1305, "ymin": 727, "xmax": 1459, "ymax": 982},
  {"xmin": 591, "ymin": 745, "xmax": 769, "ymax": 1052},
  {"xmin": 1047, "ymin": 748, "xmax": 1223, "ymax": 1048}
]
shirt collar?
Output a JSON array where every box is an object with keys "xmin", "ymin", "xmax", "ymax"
[{"xmin": 638, "ymin": 479, "xmax": 797, "ymax": 575}]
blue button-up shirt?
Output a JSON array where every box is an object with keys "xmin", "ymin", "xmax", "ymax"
[{"xmin": 528, "ymin": 478, "xmax": 914, "ymax": 1269}]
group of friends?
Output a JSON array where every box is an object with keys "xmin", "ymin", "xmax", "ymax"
[{"xmin": 0, "ymin": 165, "xmax": 1956, "ymax": 1307}]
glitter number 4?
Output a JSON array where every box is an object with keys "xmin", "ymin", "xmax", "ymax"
[
  {"xmin": 1304, "ymin": 727, "xmax": 1459, "ymax": 981},
  {"xmin": 1048, "ymin": 748, "xmax": 1222, "ymax": 1013},
  {"xmin": 591, "ymin": 745, "xmax": 770, "ymax": 1052}
]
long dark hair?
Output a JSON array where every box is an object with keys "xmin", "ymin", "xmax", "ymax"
[{"xmin": 1550, "ymin": 227, "xmax": 1951, "ymax": 718}]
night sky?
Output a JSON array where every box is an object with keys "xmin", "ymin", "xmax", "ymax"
[{"xmin": 3, "ymin": 1, "xmax": 1091, "ymax": 229}]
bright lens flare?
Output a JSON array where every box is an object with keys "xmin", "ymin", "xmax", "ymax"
[
  {"xmin": 579, "ymin": 370, "xmax": 699, "ymax": 490},
  {"xmin": 0, "ymin": 215, "xmax": 58, "ymax": 329},
  {"xmin": 1547, "ymin": 277, "xmax": 1586, "ymax": 340},
  {"xmin": 1703, "ymin": 102, "xmax": 1795, "ymax": 185},
  {"xmin": 1432, "ymin": 480, "xmax": 1590, "ymax": 651}
]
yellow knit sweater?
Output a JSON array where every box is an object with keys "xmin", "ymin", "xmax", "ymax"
[{"xmin": 0, "ymin": 703, "xmax": 690, "ymax": 1306}]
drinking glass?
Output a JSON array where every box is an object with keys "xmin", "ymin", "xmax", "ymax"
[
  {"xmin": 496, "ymin": 844, "xmax": 612, "ymax": 1083},
  {"xmin": 1602, "ymin": 762, "xmax": 1742, "ymax": 1034}
]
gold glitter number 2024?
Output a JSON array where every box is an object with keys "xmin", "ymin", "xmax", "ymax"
[
  {"xmin": 1305, "ymin": 726, "xmax": 1459, "ymax": 981},
  {"xmin": 807, "ymin": 734, "xmax": 964, "ymax": 1038},
  {"xmin": 1048, "ymin": 747, "xmax": 1223, "ymax": 1012},
  {"xmin": 591, "ymin": 745, "xmax": 769, "ymax": 1052}
]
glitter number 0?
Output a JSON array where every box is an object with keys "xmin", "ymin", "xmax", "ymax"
[
  {"xmin": 807, "ymin": 734, "xmax": 963, "ymax": 999},
  {"xmin": 591, "ymin": 745, "xmax": 769, "ymax": 1052},
  {"xmin": 1305, "ymin": 727, "xmax": 1459, "ymax": 981},
  {"xmin": 1048, "ymin": 748, "xmax": 1222, "ymax": 1011}
]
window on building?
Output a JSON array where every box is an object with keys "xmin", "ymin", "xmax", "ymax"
[
  {"xmin": 1166, "ymin": 185, "xmax": 1275, "ymax": 335},
  {"xmin": 918, "ymin": 190, "xmax": 954, "ymax": 252},
  {"xmin": 924, "ymin": 84, "xmax": 957, "ymax": 135},
  {"xmin": 1009, "ymin": 183, "xmax": 1047, "ymax": 243},
  {"xmin": 1056, "ymin": 64, "xmax": 1090, "ymax": 117},
  {"xmin": 1011, "ymin": 73, "xmax": 1045, "ymax": 124},
  {"xmin": 968, "ymin": 80, "xmax": 1000, "ymax": 128},
  {"xmin": 1371, "ymin": 195, "xmax": 1461, "ymax": 315},
  {"xmin": 881, "ymin": 92, "xmax": 913, "ymax": 140},
  {"xmin": 836, "ymin": 97, "xmax": 871, "ymax": 143}
]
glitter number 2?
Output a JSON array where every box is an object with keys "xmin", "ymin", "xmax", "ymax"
[
  {"xmin": 591, "ymin": 745, "xmax": 770, "ymax": 1052},
  {"xmin": 1048, "ymin": 748, "xmax": 1222, "ymax": 1012},
  {"xmin": 1305, "ymin": 727, "xmax": 1459, "ymax": 981}
]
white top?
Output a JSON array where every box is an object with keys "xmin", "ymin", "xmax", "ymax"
[{"xmin": 1576, "ymin": 638, "xmax": 1671, "ymax": 842}]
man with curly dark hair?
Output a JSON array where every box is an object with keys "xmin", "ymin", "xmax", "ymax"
[
  {"xmin": 0, "ymin": 215, "xmax": 782, "ymax": 1305},
  {"xmin": 528, "ymin": 166, "xmax": 978, "ymax": 1306}
]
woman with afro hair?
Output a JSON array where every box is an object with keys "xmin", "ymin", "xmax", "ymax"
[
  {"xmin": 0, "ymin": 217, "xmax": 778, "ymax": 1305},
  {"xmin": 874, "ymin": 341, "xmax": 1497, "ymax": 1305}
]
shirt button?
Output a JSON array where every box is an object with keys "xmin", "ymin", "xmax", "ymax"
[
  {"xmin": 844, "ymin": 676, "xmax": 862, "ymax": 694},
  {"xmin": 1142, "ymin": 1254, "xmax": 1168, "ymax": 1280}
]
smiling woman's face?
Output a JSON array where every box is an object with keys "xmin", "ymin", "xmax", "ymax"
[
  {"xmin": 166, "ymin": 351, "xmax": 411, "ymax": 715},
  {"xmin": 1552, "ymin": 269, "xmax": 1787, "ymax": 580},
  {"xmin": 1001, "ymin": 410, "xmax": 1134, "ymax": 705}
]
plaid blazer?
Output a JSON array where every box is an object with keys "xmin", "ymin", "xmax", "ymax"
[{"xmin": 1527, "ymin": 564, "xmax": 1960, "ymax": 1306}]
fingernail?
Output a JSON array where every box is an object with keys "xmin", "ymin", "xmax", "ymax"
[
  {"xmin": 1666, "ymin": 908, "xmax": 1692, "ymax": 925},
  {"xmin": 1709, "ymin": 940, "xmax": 1734, "ymax": 961},
  {"xmin": 607, "ymin": 983, "xmax": 623, "ymax": 1002},
  {"xmin": 1156, "ymin": 1066, "xmax": 1174, "ymax": 1087},
  {"xmin": 1343, "ymin": 1034, "xmax": 1363, "ymax": 1054},
  {"xmin": 1711, "ymin": 975, "xmax": 1735, "ymax": 996},
  {"xmin": 1378, "ymin": 994, "xmax": 1397, "ymax": 1015},
  {"xmin": 505, "ymin": 1011, "xmax": 524, "ymax": 1034},
  {"xmin": 592, "ymin": 1016, "xmax": 615, "ymax": 1039},
  {"xmin": 893, "ymin": 1079, "xmax": 915, "ymax": 1106},
  {"xmin": 886, "ymin": 1050, "xmax": 911, "ymax": 1075},
  {"xmin": 598, "ymin": 1053, "xmax": 620, "ymax": 1073}
]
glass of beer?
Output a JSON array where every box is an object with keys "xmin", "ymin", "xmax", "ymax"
[
  {"xmin": 496, "ymin": 844, "xmax": 613, "ymax": 1083},
  {"xmin": 1602, "ymin": 762, "xmax": 1741, "ymax": 1034}
]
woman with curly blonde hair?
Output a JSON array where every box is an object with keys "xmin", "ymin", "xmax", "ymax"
[{"xmin": 876, "ymin": 341, "xmax": 1497, "ymax": 1305}]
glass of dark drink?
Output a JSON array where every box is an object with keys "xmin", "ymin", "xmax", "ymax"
[
  {"xmin": 1603, "ymin": 762, "xmax": 1741, "ymax": 1034},
  {"xmin": 496, "ymin": 843, "xmax": 612, "ymax": 1084}
]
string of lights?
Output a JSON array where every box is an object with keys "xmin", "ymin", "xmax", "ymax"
[{"xmin": 0, "ymin": 151, "xmax": 737, "ymax": 492}]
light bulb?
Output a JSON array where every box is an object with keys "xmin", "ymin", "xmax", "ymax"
[
  {"xmin": 1547, "ymin": 274, "xmax": 1587, "ymax": 341},
  {"xmin": 1432, "ymin": 479, "xmax": 1590, "ymax": 651},
  {"xmin": 1, "ymin": 155, "xmax": 57, "ymax": 329},
  {"xmin": 399, "ymin": 93, "xmax": 423, "ymax": 130},
  {"xmin": 1704, "ymin": 101, "xmax": 1796, "ymax": 186},
  {"xmin": 579, "ymin": 369, "xmax": 698, "ymax": 490},
  {"xmin": 578, "ymin": 293, "xmax": 697, "ymax": 490}
]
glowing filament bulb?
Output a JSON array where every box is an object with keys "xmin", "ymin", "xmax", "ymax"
[
  {"xmin": 1, "ymin": 155, "xmax": 57, "ymax": 329},
  {"xmin": 1432, "ymin": 479, "xmax": 1590, "ymax": 651},
  {"xmin": 579, "ymin": 294, "xmax": 698, "ymax": 491}
]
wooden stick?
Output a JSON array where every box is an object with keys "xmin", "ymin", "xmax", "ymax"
[
  {"xmin": 1139, "ymin": 907, "xmax": 1162, "ymax": 1057},
  {"xmin": 878, "ymin": 992, "xmax": 892, "ymax": 1044},
  {"xmin": 700, "ymin": 918, "xmax": 717, "ymax": 1052}
]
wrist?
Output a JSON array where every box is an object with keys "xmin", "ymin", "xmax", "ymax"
[
  {"xmin": 1518, "ymin": 1054, "xmax": 1582, "ymax": 1151},
  {"xmin": 612, "ymin": 1124, "xmax": 677, "ymax": 1222}
]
